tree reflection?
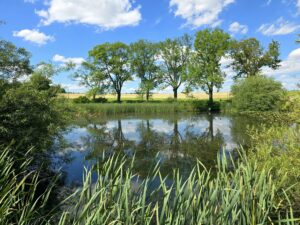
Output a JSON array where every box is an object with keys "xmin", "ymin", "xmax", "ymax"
[{"xmin": 73, "ymin": 115, "xmax": 227, "ymax": 178}]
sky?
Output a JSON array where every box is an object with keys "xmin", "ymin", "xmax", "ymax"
[{"xmin": 0, "ymin": 0, "xmax": 299, "ymax": 93}]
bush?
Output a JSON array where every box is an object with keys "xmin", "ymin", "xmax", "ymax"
[
  {"xmin": 92, "ymin": 97, "xmax": 108, "ymax": 103},
  {"xmin": 0, "ymin": 86, "xmax": 63, "ymax": 152},
  {"xmin": 231, "ymin": 76, "xmax": 286, "ymax": 111},
  {"xmin": 73, "ymin": 96, "xmax": 91, "ymax": 104}
]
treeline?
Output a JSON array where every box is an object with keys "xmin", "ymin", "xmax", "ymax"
[{"xmin": 74, "ymin": 28, "xmax": 281, "ymax": 103}]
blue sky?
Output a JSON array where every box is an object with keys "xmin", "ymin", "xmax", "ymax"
[{"xmin": 0, "ymin": 0, "xmax": 299, "ymax": 93}]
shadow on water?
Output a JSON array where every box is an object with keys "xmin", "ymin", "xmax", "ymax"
[{"xmin": 57, "ymin": 113, "xmax": 262, "ymax": 186}]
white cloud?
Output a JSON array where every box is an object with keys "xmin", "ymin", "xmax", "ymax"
[
  {"xmin": 258, "ymin": 17, "xmax": 300, "ymax": 36},
  {"xmin": 263, "ymin": 48, "xmax": 300, "ymax": 89},
  {"xmin": 264, "ymin": 48, "xmax": 300, "ymax": 76},
  {"xmin": 169, "ymin": 0, "xmax": 235, "ymax": 28},
  {"xmin": 52, "ymin": 54, "xmax": 85, "ymax": 65},
  {"xmin": 229, "ymin": 22, "xmax": 248, "ymax": 34},
  {"xmin": 13, "ymin": 29, "xmax": 54, "ymax": 45},
  {"xmin": 36, "ymin": 0, "xmax": 141, "ymax": 30}
]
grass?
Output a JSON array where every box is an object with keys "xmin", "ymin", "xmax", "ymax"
[
  {"xmin": 1, "ymin": 145, "xmax": 299, "ymax": 225},
  {"xmin": 68, "ymin": 100, "xmax": 229, "ymax": 117}
]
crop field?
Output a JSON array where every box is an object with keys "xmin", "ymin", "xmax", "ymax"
[{"xmin": 59, "ymin": 92, "xmax": 231, "ymax": 101}]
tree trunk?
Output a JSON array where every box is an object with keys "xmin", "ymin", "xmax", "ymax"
[
  {"xmin": 117, "ymin": 91, "xmax": 121, "ymax": 103},
  {"xmin": 208, "ymin": 87, "xmax": 213, "ymax": 109},
  {"xmin": 146, "ymin": 89, "xmax": 150, "ymax": 101},
  {"xmin": 92, "ymin": 93, "xmax": 96, "ymax": 101},
  {"xmin": 173, "ymin": 87, "xmax": 178, "ymax": 100}
]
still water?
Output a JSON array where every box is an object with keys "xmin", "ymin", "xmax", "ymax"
[{"xmin": 57, "ymin": 113, "xmax": 259, "ymax": 186}]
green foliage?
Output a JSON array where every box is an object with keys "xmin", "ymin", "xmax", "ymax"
[
  {"xmin": 0, "ymin": 39, "xmax": 32, "ymax": 81},
  {"xmin": 229, "ymin": 38, "xmax": 281, "ymax": 78},
  {"xmin": 130, "ymin": 40, "xmax": 160, "ymax": 101},
  {"xmin": 189, "ymin": 28, "xmax": 231, "ymax": 105},
  {"xmin": 248, "ymin": 126, "xmax": 300, "ymax": 209},
  {"xmin": 159, "ymin": 34, "xmax": 192, "ymax": 99},
  {"xmin": 73, "ymin": 61, "xmax": 108, "ymax": 100},
  {"xmin": 231, "ymin": 76, "xmax": 286, "ymax": 111},
  {"xmin": 92, "ymin": 97, "xmax": 108, "ymax": 103},
  {"xmin": 89, "ymin": 42, "xmax": 132, "ymax": 102},
  {"xmin": 73, "ymin": 96, "xmax": 91, "ymax": 103},
  {"xmin": 0, "ymin": 85, "xmax": 64, "ymax": 153}
]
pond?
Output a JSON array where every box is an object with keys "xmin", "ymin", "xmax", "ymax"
[{"xmin": 57, "ymin": 113, "xmax": 260, "ymax": 186}]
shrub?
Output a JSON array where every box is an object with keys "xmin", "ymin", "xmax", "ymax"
[
  {"xmin": 0, "ymin": 86, "xmax": 64, "ymax": 153},
  {"xmin": 91, "ymin": 97, "xmax": 108, "ymax": 103},
  {"xmin": 231, "ymin": 76, "xmax": 286, "ymax": 111},
  {"xmin": 73, "ymin": 96, "xmax": 91, "ymax": 104}
]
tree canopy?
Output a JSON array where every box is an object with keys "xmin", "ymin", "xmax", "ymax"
[
  {"xmin": 130, "ymin": 40, "xmax": 160, "ymax": 101},
  {"xmin": 228, "ymin": 38, "xmax": 280, "ymax": 78},
  {"xmin": 189, "ymin": 28, "xmax": 231, "ymax": 105},
  {"xmin": 89, "ymin": 42, "xmax": 132, "ymax": 102},
  {"xmin": 158, "ymin": 34, "xmax": 192, "ymax": 99},
  {"xmin": 0, "ymin": 39, "xmax": 32, "ymax": 81}
]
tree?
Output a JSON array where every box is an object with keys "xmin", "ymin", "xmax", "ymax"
[
  {"xmin": 0, "ymin": 40, "xmax": 32, "ymax": 81},
  {"xmin": 158, "ymin": 34, "xmax": 192, "ymax": 99},
  {"xmin": 229, "ymin": 38, "xmax": 281, "ymax": 78},
  {"xmin": 73, "ymin": 61, "xmax": 108, "ymax": 101},
  {"xmin": 296, "ymin": 34, "xmax": 300, "ymax": 43},
  {"xmin": 89, "ymin": 42, "xmax": 132, "ymax": 102},
  {"xmin": 29, "ymin": 62, "xmax": 71, "ymax": 97},
  {"xmin": 130, "ymin": 40, "xmax": 160, "ymax": 101},
  {"xmin": 189, "ymin": 29, "xmax": 231, "ymax": 106}
]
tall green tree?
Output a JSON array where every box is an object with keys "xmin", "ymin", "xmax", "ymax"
[
  {"xmin": 130, "ymin": 40, "xmax": 160, "ymax": 101},
  {"xmin": 189, "ymin": 29, "xmax": 231, "ymax": 105},
  {"xmin": 0, "ymin": 39, "xmax": 32, "ymax": 81},
  {"xmin": 229, "ymin": 38, "xmax": 280, "ymax": 78},
  {"xmin": 89, "ymin": 42, "xmax": 132, "ymax": 102},
  {"xmin": 158, "ymin": 34, "xmax": 192, "ymax": 99},
  {"xmin": 73, "ymin": 61, "xmax": 107, "ymax": 100}
]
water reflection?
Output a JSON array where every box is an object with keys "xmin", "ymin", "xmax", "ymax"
[{"xmin": 61, "ymin": 114, "xmax": 259, "ymax": 185}]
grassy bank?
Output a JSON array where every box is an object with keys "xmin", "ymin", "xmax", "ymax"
[{"xmin": 68, "ymin": 100, "xmax": 230, "ymax": 117}]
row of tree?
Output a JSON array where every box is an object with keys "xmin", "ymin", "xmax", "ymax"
[{"xmin": 74, "ymin": 28, "xmax": 281, "ymax": 103}]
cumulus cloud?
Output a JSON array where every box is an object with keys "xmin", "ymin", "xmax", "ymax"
[
  {"xmin": 229, "ymin": 22, "xmax": 248, "ymax": 34},
  {"xmin": 36, "ymin": 0, "xmax": 141, "ymax": 30},
  {"xmin": 258, "ymin": 17, "xmax": 300, "ymax": 36},
  {"xmin": 169, "ymin": 0, "xmax": 235, "ymax": 28},
  {"xmin": 13, "ymin": 29, "xmax": 54, "ymax": 45},
  {"xmin": 264, "ymin": 48, "xmax": 300, "ymax": 76},
  {"xmin": 52, "ymin": 54, "xmax": 85, "ymax": 65}
]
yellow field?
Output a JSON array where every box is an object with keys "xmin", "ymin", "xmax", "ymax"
[{"xmin": 59, "ymin": 92, "xmax": 231, "ymax": 100}]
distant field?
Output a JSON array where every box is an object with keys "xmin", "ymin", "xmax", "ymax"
[{"xmin": 59, "ymin": 92, "xmax": 231, "ymax": 101}]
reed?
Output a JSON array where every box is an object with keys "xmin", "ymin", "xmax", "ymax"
[
  {"xmin": 57, "ymin": 152, "xmax": 298, "ymax": 225},
  {"xmin": 1, "ymin": 146, "xmax": 298, "ymax": 225}
]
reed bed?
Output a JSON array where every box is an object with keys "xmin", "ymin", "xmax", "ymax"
[
  {"xmin": 70, "ymin": 100, "xmax": 228, "ymax": 117},
  {"xmin": 73, "ymin": 102, "xmax": 193, "ymax": 116},
  {"xmin": 1, "ymin": 146, "xmax": 298, "ymax": 225}
]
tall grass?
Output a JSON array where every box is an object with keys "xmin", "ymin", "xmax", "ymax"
[
  {"xmin": 1, "ymin": 146, "xmax": 298, "ymax": 224},
  {"xmin": 70, "ymin": 100, "xmax": 227, "ymax": 117}
]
